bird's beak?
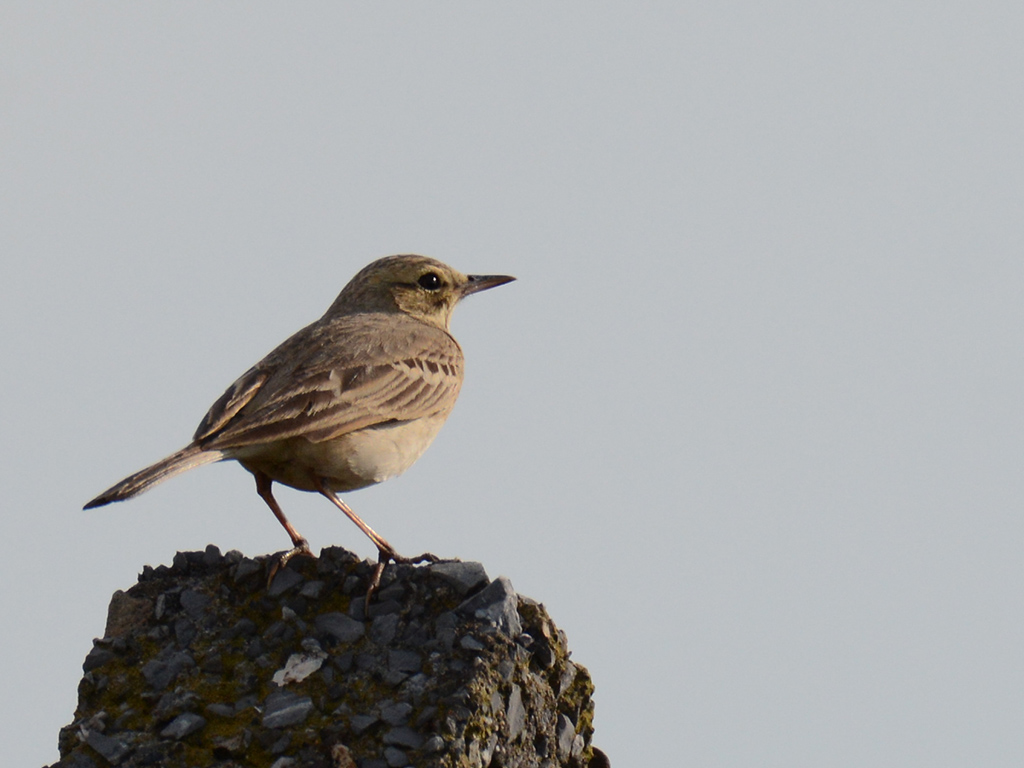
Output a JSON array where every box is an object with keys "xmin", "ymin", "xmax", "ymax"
[{"xmin": 461, "ymin": 273, "xmax": 516, "ymax": 297}]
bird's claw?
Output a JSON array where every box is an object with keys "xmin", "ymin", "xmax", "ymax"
[
  {"xmin": 266, "ymin": 539, "xmax": 314, "ymax": 587},
  {"xmin": 363, "ymin": 549, "xmax": 440, "ymax": 612},
  {"xmin": 393, "ymin": 551, "xmax": 439, "ymax": 565}
]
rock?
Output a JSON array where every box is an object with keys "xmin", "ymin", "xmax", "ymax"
[
  {"xmin": 299, "ymin": 580, "xmax": 325, "ymax": 599},
  {"xmin": 179, "ymin": 589, "xmax": 210, "ymax": 619},
  {"xmin": 383, "ymin": 726, "xmax": 424, "ymax": 749},
  {"xmin": 268, "ymin": 566, "xmax": 305, "ymax": 596},
  {"xmin": 380, "ymin": 701, "xmax": 413, "ymax": 725},
  {"xmin": 427, "ymin": 561, "xmax": 489, "ymax": 595},
  {"xmin": 557, "ymin": 714, "xmax": 576, "ymax": 759},
  {"xmin": 82, "ymin": 646, "xmax": 116, "ymax": 672},
  {"xmin": 48, "ymin": 547, "xmax": 600, "ymax": 768},
  {"xmin": 159, "ymin": 712, "xmax": 206, "ymax": 740},
  {"xmin": 102, "ymin": 590, "xmax": 151, "ymax": 638},
  {"xmin": 84, "ymin": 730, "xmax": 130, "ymax": 764},
  {"xmin": 151, "ymin": 689, "xmax": 200, "ymax": 721},
  {"xmin": 330, "ymin": 743, "xmax": 357, "ymax": 768},
  {"xmin": 272, "ymin": 647, "xmax": 328, "ymax": 686},
  {"xmin": 212, "ymin": 728, "xmax": 252, "ymax": 758},
  {"xmin": 422, "ymin": 734, "xmax": 445, "ymax": 754},
  {"xmin": 459, "ymin": 635, "xmax": 486, "ymax": 651},
  {"xmin": 314, "ymin": 612, "xmax": 365, "ymax": 644},
  {"xmin": 456, "ymin": 575, "xmax": 522, "ymax": 637},
  {"xmin": 140, "ymin": 650, "xmax": 194, "ymax": 691},
  {"xmin": 263, "ymin": 690, "xmax": 314, "ymax": 728},
  {"xmin": 507, "ymin": 683, "xmax": 526, "ymax": 739},
  {"xmin": 349, "ymin": 713, "xmax": 379, "ymax": 735},
  {"xmin": 369, "ymin": 613, "xmax": 400, "ymax": 645},
  {"xmin": 388, "ymin": 649, "xmax": 421, "ymax": 675},
  {"xmin": 173, "ymin": 616, "xmax": 196, "ymax": 647},
  {"xmin": 232, "ymin": 557, "xmax": 262, "ymax": 582}
]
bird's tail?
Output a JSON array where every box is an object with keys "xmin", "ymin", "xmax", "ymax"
[{"xmin": 83, "ymin": 444, "xmax": 225, "ymax": 509}]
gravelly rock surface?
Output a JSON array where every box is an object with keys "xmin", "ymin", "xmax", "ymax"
[{"xmin": 48, "ymin": 546, "xmax": 602, "ymax": 768}]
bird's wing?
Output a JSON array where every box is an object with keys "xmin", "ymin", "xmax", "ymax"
[
  {"xmin": 192, "ymin": 366, "xmax": 269, "ymax": 442},
  {"xmin": 194, "ymin": 314, "xmax": 464, "ymax": 449}
]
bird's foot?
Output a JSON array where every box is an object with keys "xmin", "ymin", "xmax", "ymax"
[
  {"xmin": 393, "ymin": 551, "xmax": 440, "ymax": 565},
  {"xmin": 267, "ymin": 538, "xmax": 315, "ymax": 587},
  {"xmin": 364, "ymin": 549, "xmax": 440, "ymax": 611}
]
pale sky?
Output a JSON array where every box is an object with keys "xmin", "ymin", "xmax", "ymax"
[{"xmin": 3, "ymin": 4, "xmax": 1024, "ymax": 766}]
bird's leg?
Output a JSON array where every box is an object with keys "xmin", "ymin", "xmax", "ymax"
[
  {"xmin": 255, "ymin": 471, "xmax": 314, "ymax": 585},
  {"xmin": 314, "ymin": 479, "xmax": 438, "ymax": 608}
]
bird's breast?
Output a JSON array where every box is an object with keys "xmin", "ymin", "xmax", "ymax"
[{"xmin": 231, "ymin": 413, "xmax": 450, "ymax": 493}]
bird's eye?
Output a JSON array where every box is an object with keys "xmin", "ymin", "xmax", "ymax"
[{"xmin": 418, "ymin": 272, "xmax": 442, "ymax": 290}]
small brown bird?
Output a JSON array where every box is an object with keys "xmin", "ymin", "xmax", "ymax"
[{"xmin": 85, "ymin": 254, "xmax": 514, "ymax": 595}]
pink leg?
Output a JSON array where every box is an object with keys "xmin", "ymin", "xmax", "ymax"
[
  {"xmin": 254, "ymin": 471, "xmax": 314, "ymax": 582},
  {"xmin": 313, "ymin": 478, "xmax": 438, "ymax": 607}
]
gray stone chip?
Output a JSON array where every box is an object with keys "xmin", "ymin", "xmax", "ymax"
[
  {"xmin": 262, "ymin": 690, "xmax": 314, "ymax": 729},
  {"xmin": 388, "ymin": 649, "xmax": 421, "ymax": 674},
  {"xmin": 507, "ymin": 684, "xmax": 526, "ymax": 740},
  {"xmin": 267, "ymin": 567, "xmax": 304, "ymax": 596},
  {"xmin": 232, "ymin": 558, "xmax": 262, "ymax": 582},
  {"xmin": 141, "ymin": 650, "xmax": 194, "ymax": 691},
  {"xmin": 160, "ymin": 712, "xmax": 206, "ymax": 740},
  {"xmin": 85, "ymin": 731, "xmax": 131, "ymax": 765},
  {"xmin": 556, "ymin": 714, "xmax": 575, "ymax": 759},
  {"xmin": 380, "ymin": 701, "xmax": 413, "ymax": 725},
  {"xmin": 179, "ymin": 589, "xmax": 211, "ymax": 618},
  {"xmin": 83, "ymin": 646, "xmax": 115, "ymax": 672},
  {"xmin": 315, "ymin": 612, "xmax": 365, "ymax": 644},
  {"xmin": 428, "ymin": 561, "xmax": 489, "ymax": 595},
  {"xmin": 370, "ymin": 613, "xmax": 400, "ymax": 645},
  {"xmin": 212, "ymin": 728, "xmax": 252, "ymax": 757},
  {"xmin": 423, "ymin": 734, "xmax": 445, "ymax": 753},
  {"xmin": 384, "ymin": 725, "xmax": 425, "ymax": 749},
  {"xmin": 201, "ymin": 544, "xmax": 223, "ymax": 565},
  {"xmin": 299, "ymin": 580, "xmax": 325, "ymax": 598},
  {"xmin": 349, "ymin": 713, "xmax": 378, "ymax": 734},
  {"xmin": 456, "ymin": 576, "xmax": 522, "ymax": 637}
]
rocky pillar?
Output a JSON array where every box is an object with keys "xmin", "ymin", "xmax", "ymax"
[{"xmin": 49, "ymin": 546, "xmax": 605, "ymax": 768}]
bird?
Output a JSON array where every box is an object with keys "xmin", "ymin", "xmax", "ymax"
[{"xmin": 85, "ymin": 254, "xmax": 515, "ymax": 598}]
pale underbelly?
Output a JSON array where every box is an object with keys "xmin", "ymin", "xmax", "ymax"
[{"xmin": 228, "ymin": 415, "xmax": 448, "ymax": 492}]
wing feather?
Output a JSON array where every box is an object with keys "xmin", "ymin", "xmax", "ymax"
[
  {"xmin": 193, "ymin": 367, "xmax": 268, "ymax": 442},
  {"xmin": 194, "ymin": 313, "xmax": 464, "ymax": 450}
]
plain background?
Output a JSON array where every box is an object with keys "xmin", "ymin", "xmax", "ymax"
[{"xmin": 3, "ymin": 4, "xmax": 1023, "ymax": 766}]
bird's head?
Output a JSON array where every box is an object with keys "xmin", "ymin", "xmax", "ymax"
[{"xmin": 329, "ymin": 254, "xmax": 515, "ymax": 330}]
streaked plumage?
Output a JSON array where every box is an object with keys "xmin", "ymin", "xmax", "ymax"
[{"xmin": 85, "ymin": 254, "xmax": 514, "ymax": 598}]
